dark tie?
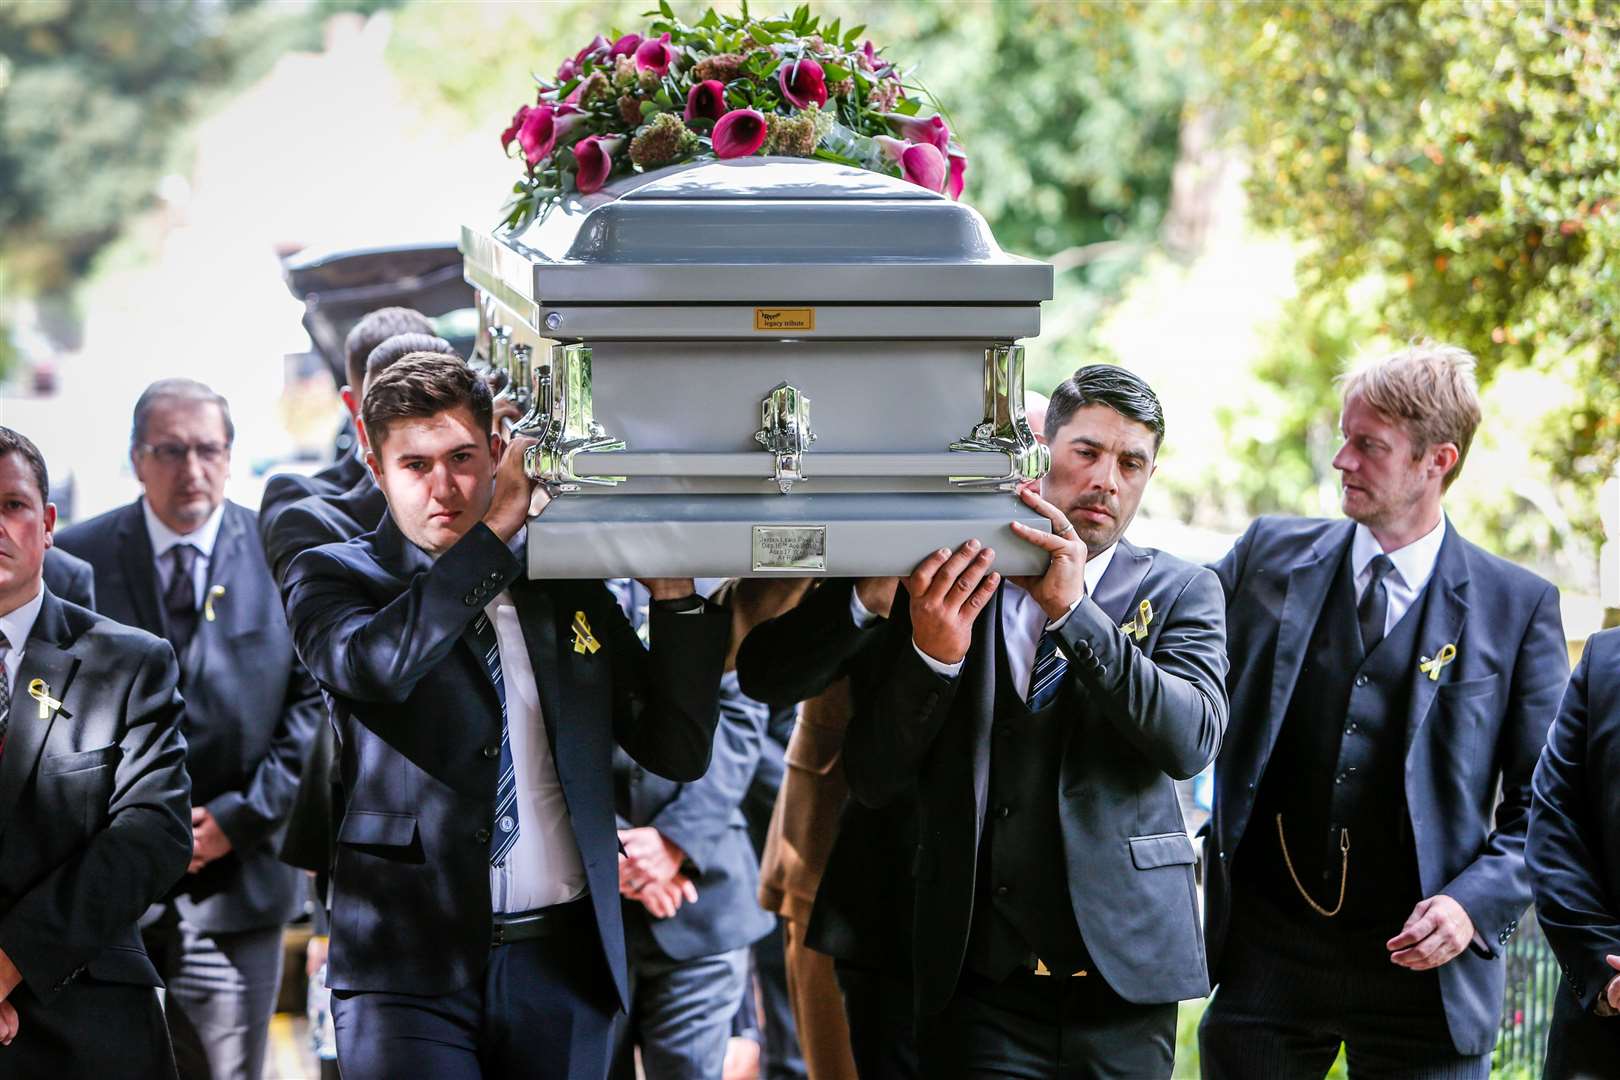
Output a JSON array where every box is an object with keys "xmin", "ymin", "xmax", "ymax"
[
  {"xmin": 1358, "ymin": 554, "xmax": 1395, "ymax": 654},
  {"xmin": 0, "ymin": 632, "xmax": 10, "ymax": 753},
  {"xmin": 164, "ymin": 544, "xmax": 200, "ymax": 659},
  {"xmin": 467, "ymin": 611, "xmax": 520, "ymax": 865},
  {"xmin": 1026, "ymin": 628, "xmax": 1068, "ymax": 711}
]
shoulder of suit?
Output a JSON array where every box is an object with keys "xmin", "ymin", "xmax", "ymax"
[
  {"xmin": 1128, "ymin": 544, "xmax": 1216, "ymax": 595},
  {"xmin": 53, "ymin": 502, "xmax": 134, "ymax": 552},
  {"xmin": 1445, "ymin": 527, "xmax": 1556, "ymax": 598},
  {"xmin": 65, "ymin": 602, "xmax": 172, "ymax": 660},
  {"xmin": 1243, "ymin": 514, "xmax": 1342, "ymax": 550}
]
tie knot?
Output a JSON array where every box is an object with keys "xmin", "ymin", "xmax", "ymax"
[
  {"xmin": 1367, "ymin": 554, "xmax": 1395, "ymax": 586},
  {"xmin": 170, "ymin": 543, "xmax": 199, "ymax": 575}
]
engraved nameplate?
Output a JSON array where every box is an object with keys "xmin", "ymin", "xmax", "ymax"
[
  {"xmin": 751, "ymin": 525, "xmax": 827, "ymax": 572},
  {"xmin": 754, "ymin": 307, "xmax": 816, "ymax": 332}
]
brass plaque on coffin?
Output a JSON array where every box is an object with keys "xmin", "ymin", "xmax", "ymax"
[{"xmin": 751, "ymin": 525, "xmax": 827, "ymax": 572}]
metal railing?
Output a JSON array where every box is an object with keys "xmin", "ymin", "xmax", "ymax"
[{"xmin": 1494, "ymin": 906, "xmax": 1559, "ymax": 1077}]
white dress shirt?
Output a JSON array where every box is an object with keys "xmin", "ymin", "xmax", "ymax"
[
  {"xmin": 853, "ymin": 543, "xmax": 1118, "ymax": 689},
  {"xmin": 1350, "ymin": 517, "xmax": 1446, "ymax": 635},
  {"xmin": 143, "ymin": 499, "xmax": 226, "ymax": 609},
  {"xmin": 0, "ymin": 585, "xmax": 45, "ymax": 701},
  {"xmin": 486, "ymin": 587, "xmax": 589, "ymax": 914}
]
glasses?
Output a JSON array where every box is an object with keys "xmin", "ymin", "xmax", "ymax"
[{"xmin": 138, "ymin": 442, "xmax": 231, "ymax": 466}]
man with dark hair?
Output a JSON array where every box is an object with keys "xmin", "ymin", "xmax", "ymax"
[
  {"xmin": 281, "ymin": 351, "xmax": 730, "ymax": 1079},
  {"xmin": 1200, "ymin": 342, "xmax": 1568, "ymax": 1078},
  {"xmin": 842, "ymin": 363, "xmax": 1228, "ymax": 1076},
  {"xmin": 57, "ymin": 379, "xmax": 324, "ymax": 1080},
  {"xmin": 1527, "ymin": 630, "xmax": 1620, "ymax": 1078},
  {"xmin": 0, "ymin": 426, "xmax": 193, "ymax": 1079},
  {"xmin": 260, "ymin": 306, "xmax": 436, "ymax": 533}
]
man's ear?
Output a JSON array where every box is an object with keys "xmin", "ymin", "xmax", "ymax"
[
  {"xmin": 1431, "ymin": 443, "xmax": 1460, "ymax": 483},
  {"xmin": 489, "ymin": 430, "xmax": 507, "ymax": 462},
  {"xmin": 364, "ymin": 448, "xmax": 383, "ymax": 487},
  {"xmin": 340, "ymin": 386, "xmax": 360, "ymax": 423},
  {"xmin": 355, "ymin": 416, "xmax": 372, "ymax": 454},
  {"xmin": 43, "ymin": 502, "xmax": 56, "ymax": 544}
]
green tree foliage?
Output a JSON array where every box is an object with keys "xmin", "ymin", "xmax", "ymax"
[{"xmin": 1213, "ymin": 0, "xmax": 1620, "ymax": 538}]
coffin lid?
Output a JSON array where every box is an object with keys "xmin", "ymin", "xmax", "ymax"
[{"xmin": 461, "ymin": 158, "xmax": 1053, "ymax": 309}]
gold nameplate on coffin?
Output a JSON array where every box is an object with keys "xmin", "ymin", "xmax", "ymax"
[{"xmin": 754, "ymin": 307, "xmax": 816, "ymax": 332}]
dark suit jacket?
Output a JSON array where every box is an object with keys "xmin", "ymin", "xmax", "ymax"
[
  {"xmin": 1528, "ymin": 628, "xmax": 1620, "ymax": 1073},
  {"xmin": 282, "ymin": 515, "xmax": 729, "ymax": 1006},
  {"xmin": 42, "ymin": 548, "xmax": 95, "ymax": 610},
  {"xmin": 259, "ymin": 454, "xmax": 368, "ymax": 545},
  {"xmin": 57, "ymin": 499, "xmax": 324, "ymax": 933},
  {"xmin": 0, "ymin": 590, "xmax": 191, "ymax": 1003},
  {"xmin": 260, "ymin": 468, "xmax": 388, "ymax": 875},
  {"xmin": 616, "ymin": 679, "xmax": 775, "ymax": 962},
  {"xmin": 1207, "ymin": 515, "xmax": 1568, "ymax": 1055},
  {"xmin": 844, "ymin": 542, "xmax": 1229, "ymax": 1013},
  {"xmin": 736, "ymin": 578, "xmax": 916, "ymax": 972}
]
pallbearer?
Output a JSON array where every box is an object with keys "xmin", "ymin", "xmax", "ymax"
[{"xmin": 1200, "ymin": 342, "xmax": 1569, "ymax": 1078}]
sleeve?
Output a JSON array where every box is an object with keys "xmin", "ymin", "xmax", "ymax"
[
  {"xmin": 209, "ymin": 646, "xmax": 325, "ymax": 854},
  {"xmin": 735, "ymin": 579, "xmax": 889, "ymax": 707},
  {"xmin": 1528, "ymin": 638, "xmax": 1620, "ymax": 1012},
  {"xmin": 1210, "ymin": 518, "xmax": 1258, "ymax": 604},
  {"xmin": 282, "ymin": 523, "xmax": 522, "ymax": 705},
  {"xmin": 648, "ymin": 671, "xmax": 769, "ymax": 875},
  {"xmin": 609, "ymin": 587, "xmax": 732, "ymax": 783},
  {"xmin": 1052, "ymin": 566, "xmax": 1230, "ymax": 780},
  {"xmin": 1442, "ymin": 581, "xmax": 1569, "ymax": 958},
  {"xmin": 0, "ymin": 638, "xmax": 193, "ymax": 1001}
]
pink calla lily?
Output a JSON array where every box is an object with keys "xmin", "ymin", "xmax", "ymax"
[
  {"xmin": 610, "ymin": 33, "xmax": 643, "ymax": 58},
  {"xmin": 501, "ymin": 105, "xmax": 531, "ymax": 152},
  {"xmin": 517, "ymin": 104, "xmax": 582, "ymax": 166},
  {"xmin": 577, "ymin": 35, "xmax": 610, "ymax": 63},
  {"xmin": 947, "ymin": 149, "xmax": 967, "ymax": 200},
  {"xmin": 712, "ymin": 109, "xmax": 769, "ymax": 159},
  {"xmin": 684, "ymin": 80, "xmax": 728, "ymax": 123},
  {"xmin": 778, "ymin": 57, "xmax": 828, "ymax": 109},
  {"xmin": 635, "ymin": 33, "xmax": 676, "ymax": 76},
  {"xmin": 573, "ymin": 134, "xmax": 624, "ymax": 194},
  {"xmin": 883, "ymin": 111, "xmax": 950, "ymax": 153},
  {"xmin": 898, "ymin": 142, "xmax": 947, "ymax": 193}
]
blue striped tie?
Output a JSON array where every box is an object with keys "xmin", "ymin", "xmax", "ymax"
[
  {"xmin": 1026, "ymin": 629, "xmax": 1068, "ymax": 711},
  {"xmin": 468, "ymin": 612, "xmax": 519, "ymax": 866}
]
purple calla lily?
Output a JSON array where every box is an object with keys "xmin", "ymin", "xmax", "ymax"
[
  {"xmin": 635, "ymin": 33, "xmax": 676, "ymax": 76},
  {"xmin": 883, "ymin": 112, "xmax": 950, "ymax": 153},
  {"xmin": 684, "ymin": 80, "xmax": 728, "ymax": 123},
  {"xmin": 899, "ymin": 142, "xmax": 947, "ymax": 192},
  {"xmin": 778, "ymin": 57, "xmax": 828, "ymax": 109},
  {"xmin": 947, "ymin": 148, "xmax": 967, "ymax": 200},
  {"xmin": 517, "ymin": 104, "xmax": 582, "ymax": 166},
  {"xmin": 712, "ymin": 109, "xmax": 769, "ymax": 158},
  {"xmin": 573, "ymin": 134, "xmax": 624, "ymax": 194},
  {"xmin": 610, "ymin": 33, "xmax": 642, "ymax": 58},
  {"xmin": 501, "ymin": 105, "xmax": 531, "ymax": 152}
]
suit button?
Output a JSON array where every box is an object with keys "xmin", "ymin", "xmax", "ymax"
[
  {"xmin": 1078, "ymin": 642, "xmax": 1093, "ymax": 658},
  {"xmin": 488, "ymin": 570, "xmax": 501, "ymax": 582},
  {"xmin": 1355, "ymin": 675, "xmax": 1369, "ymax": 688},
  {"xmin": 475, "ymin": 828, "xmax": 492, "ymax": 844},
  {"xmin": 995, "ymin": 724, "xmax": 1012, "ymax": 738},
  {"xmin": 995, "ymin": 884, "xmax": 1011, "ymax": 897},
  {"xmin": 995, "ymin": 804, "xmax": 1011, "ymax": 819},
  {"xmin": 464, "ymin": 593, "xmax": 478, "ymax": 606},
  {"xmin": 483, "ymin": 745, "xmax": 500, "ymax": 759}
]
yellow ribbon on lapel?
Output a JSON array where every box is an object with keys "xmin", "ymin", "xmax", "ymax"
[
  {"xmin": 204, "ymin": 585, "xmax": 226, "ymax": 622},
  {"xmin": 572, "ymin": 611, "xmax": 601, "ymax": 655},
  {"xmin": 1120, "ymin": 599, "xmax": 1153, "ymax": 642},
  {"xmin": 27, "ymin": 678, "xmax": 63, "ymax": 720},
  {"xmin": 1420, "ymin": 643, "xmax": 1457, "ymax": 682}
]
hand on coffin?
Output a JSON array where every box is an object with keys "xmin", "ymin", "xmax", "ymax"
[
  {"xmin": 906, "ymin": 541, "xmax": 999, "ymax": 666},
  {"xmin": 1008, "ymin": 484, "xmax": 1088, "ymax": 623},
  {"xmin": 484, "ymin": 434, "xmax": 550, "ymax": 542},
  {"xmin": 638, "ymin": 578, "xmax": 698, "ymax": 602}
]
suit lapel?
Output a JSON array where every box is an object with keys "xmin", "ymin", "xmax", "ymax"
[
  {"xmin": 115, "ymin": 501, "xmax": 166, "ymax": 635},
  {"xmin": 0, "ymin": 593, "xmax": 81, "ymax": 826},
  {"xmin": 512, "ymin": 579, "xmax": 563, "ymax": 754},
  {"xmin": 1263, "ymin": 522, "xmax": 1354, "ymax": 765},
  {"xmin": 1404, "ymin": 523, "xmax": 1470, "ymax": 755},
  {"xmin": 180, "ymin": 503, "xmax": 245, "ymax": 683},
  {"xmin": 1091, "ymin": 539, "xmax": 1154, "ymax": 631},
  {"xmin": 970, "ymin": 588, "xmax": 1001, "ymax": 838}
]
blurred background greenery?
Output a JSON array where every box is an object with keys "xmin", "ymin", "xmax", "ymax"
[{"xmin": 1, "ymin": 0, "xmax": 1615, "ymax": 592}]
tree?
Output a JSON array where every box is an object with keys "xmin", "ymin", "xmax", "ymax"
[{"xmin": 1212, "ymin": 0, "xmax": 1620, "ymax": 539}]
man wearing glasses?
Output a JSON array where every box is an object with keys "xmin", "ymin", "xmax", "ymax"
[{"xmin": 57, "ymin": 378, "xmax": 323, "ymax": 1080}]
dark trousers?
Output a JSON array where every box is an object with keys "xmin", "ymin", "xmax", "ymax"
[
  {"xmin": 1199, "ymin": 887, "xmax": 1490, "ymax": 1080},
  {"xmin": 836, "ymin": 959, "xmax": 919, "ymax": 1079},
  {"xmin": 9, "ymin": 977, "xmax": 177, "ymax": 1080},
  {"xmin": 143, "ymin": 904, "xmax": 284, "ymax": 1080},
  {"xmin": 608, "ymin": 941, "xmax": 749, "ymax": 1079},
  {"xmin": 331, "ymin": 930, "xmax": 620, "ymax": 1080},
  {"xmin": 917, "ymin": 969, "xmax": 1176, "ymax": 1079},
  {"xmin": 1541, "ymin": 980, "xmax": 1620, "ymax": 1080}
]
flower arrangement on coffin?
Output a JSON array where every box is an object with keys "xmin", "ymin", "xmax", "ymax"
[{"xmin": 497, "ymin": 1, "xmax": 966, "ymax": 231}]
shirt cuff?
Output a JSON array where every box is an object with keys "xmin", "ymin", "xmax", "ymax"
[
  {"xmin": 652, "ymin": 595, "xmax": 704, "ymax": 615},
  {"xmin": 850, "ymin": 590, "xmax": 880, "ymax": 629},
  {"xmin": 913, "ymin": 639, "xmax": 964, "ymax": 679},
  {"xmin": 1045, "ymin": 597, "xmax": 1082, "ymax": 632}
]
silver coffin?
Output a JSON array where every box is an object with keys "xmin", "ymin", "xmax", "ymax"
[{"xmin": 460, "ymin": 158, "xmax": 1056, "ymax": 579}]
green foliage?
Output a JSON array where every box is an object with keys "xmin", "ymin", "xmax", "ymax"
[{"xmin": 1212, "ymin": 0, "xmax": 1620, "ymax": 539}]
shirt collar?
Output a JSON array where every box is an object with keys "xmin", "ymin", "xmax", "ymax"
[
  {"xmin": 142, "ymin": 497, "xmax": 226, "ymax": 561},
  {"xmin": 0, "ymin": 583, "xmax": 45, "ymax": 653},
  {"xmin": 1351, "ymin": 515, "xmax": 1446, "ymax": 591},
  {"xmin": 1084, "ymin": 542, "xmax": 1118, "ymax": 596}
]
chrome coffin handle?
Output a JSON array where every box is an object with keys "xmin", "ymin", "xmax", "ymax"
[
  {"xmin": 754, "ymin": 382, "xmax": 816, "ymax": 494},
  {"xmin": 949, "ymin": 344, "xmax": 1050, "ymax": 489},
  {"xmin": 518, "ymin": 343, "xmax": 625, "ymax": 492}
]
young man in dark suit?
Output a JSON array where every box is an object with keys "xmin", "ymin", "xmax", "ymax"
[
  {"xmin": 1200, "ymin": 342, "xmax": 1570, "ymax": 1078},
  {"xmin": 56, "ymin": 379, "xmax": 324, "ymax": 1080},
  {"xmin": 844, "ymin": 365, "xmax": 1230, "ymax": 1078},
  {"xmin": 281, "ymin": 351, "xmax": 729, "ymax": 1080},
  {"xmin": 0, "ymin": 427, "xmax": 193, "ymax": 1079},
  {"xmin": 1527, "ymin": 628, "xmax": 1620, "ymax": 1078},
  {"xmin": 42, "ymin": 547, "xmax": 95, "ymax": 609}
]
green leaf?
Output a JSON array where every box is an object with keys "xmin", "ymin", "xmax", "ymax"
[
  {"xmin": 893, "ymin": 97, "xmax": 922, "ymax": 116},
  {"xmin": 640, "ymin": 100, "xmax": 660, "ymax": 117},
  {"xmin": 659, "ymin": 0, "xmax": 674, "ymax": 17},
  {"xmin": 844, "ymin": 24, "xmax": 865, "ymax": 48},
  {"xmin": 823, "ymin": 61, "xmax": 851, "ymax": 82},
  {"xmin": 827, "ymin": 17, "xmax": 841, "ymax": 46}
]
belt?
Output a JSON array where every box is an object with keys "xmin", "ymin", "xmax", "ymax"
[{"xmin": 491, "ymin": 896, "xmax": 592, "ymax": 946}]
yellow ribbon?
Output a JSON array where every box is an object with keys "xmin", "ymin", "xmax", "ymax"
[
  {"xmin": 572, "ymin": 611, "xmax": 601, "ymax": 655},
  {"xmin": 1420, "ymin": 643, "xmax": 1458, "ymax": 682},
  {"xmin": 27, "ymin": 678, "xmax": 63, "ymax": 720},
  {"xmin": 1120, "ymin": 599, "xmax": 1154, "ymax": 641},
  {"xmin": 204, "ymin": 585, "xmax": 226, "ymax": 622}
]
